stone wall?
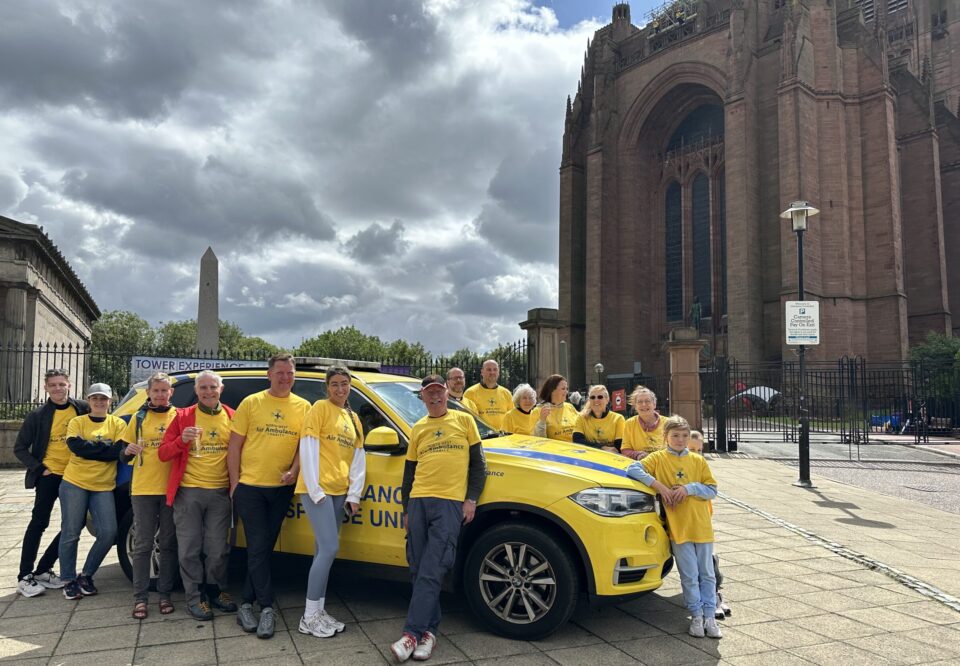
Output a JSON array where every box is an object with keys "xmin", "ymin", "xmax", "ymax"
[{"xmin": 0, "ymin": 421, "xmax": 22, "ymax": 468}]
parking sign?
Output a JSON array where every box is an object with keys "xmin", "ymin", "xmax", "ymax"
[{"xmin": 785, "ymin": 301, "xmax": 820, "ymax": 345}]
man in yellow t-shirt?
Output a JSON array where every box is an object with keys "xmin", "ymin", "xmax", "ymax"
[
  {"xmin": 463, "ymin": 359, "xmax": 513, "ymax": 429},
  {"xmin": 445, "ymin": 367, "xmax": 478, "ymax": 413},
  {"xmin": 158, "ymin": 370, "xmax": 237, "ymax": 621},
  {"xmin": 14, "ymin": 369, "xmax": 89, "ymax": 597},
  {"xmin": 390, "ymin": 375, "xmax": 486, "ymax": 662},
  {"xmin": 228, "ymin": 353, "xmax": 310, "ymax": 639},
  {"xmin": 119, "ymin": 372, "xmax": 179, "ymax": 617}
]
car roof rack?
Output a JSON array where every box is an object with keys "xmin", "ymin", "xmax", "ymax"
[{"xmin": 293, "ymin": 357, "xmax": 382, "ymax": 372}]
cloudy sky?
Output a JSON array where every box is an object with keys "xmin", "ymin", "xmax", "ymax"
[{"xmin": 0, "ymin": 0, "xmax": 658, "ymax": 354}]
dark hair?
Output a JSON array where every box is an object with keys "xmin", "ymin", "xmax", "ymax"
[
  {"xmin": 538, "ymin": 374, "xmax": 566, "ymax": 404},
  {"xmin": 326, "ymin": 365, "xmax": 351, "ymax": 382},
  {"xmin": 268, "ymin": 353, "xmax": 295, "ymax": 369},
  {"xmin": 44, "ymin": 369, "xmax": 69, "ymax": 383}
]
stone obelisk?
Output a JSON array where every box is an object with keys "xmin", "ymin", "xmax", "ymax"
[{"xmin": 197, "ymin": 247, "xmax": 219, "ymax": 356}]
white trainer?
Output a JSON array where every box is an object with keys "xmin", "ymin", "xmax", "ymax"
[
  {"xmin": 704, "ymin": 616, "xmax": 723, "ymax": 639},
  {"xmin": 688, "ymin": 615, "xmax": 705, "ymax": 638},
  {"xmin": 17, "ymin": 575, "xmax": 45, "ymax": 598},
  {"xmin": 298, "ymin": 612, "xmax": 335, "ymax": 638},
  {"xmin": 412, "ymin": 631, "xmax": 437, "ymax": 661},
  {"xmin": 390, "ymin": 633, "xmax": 418, "ymax": 663},
  {"xmin": 318, "ymin": 609, "xmax": 345, "ymax": 633},
  {"xmin": 34, "ymin": 570, "xmax": 64, "ymax": 589}
]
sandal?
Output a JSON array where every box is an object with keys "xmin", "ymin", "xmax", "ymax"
[
  {"xmin": 132, "ymin": 602, "xmax": 148, "ymax": 620},
  {"xmin": 159, "ymin": 598, "xmax": 175, "ymax": 615}
]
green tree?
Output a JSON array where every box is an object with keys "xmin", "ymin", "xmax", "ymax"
[
  {"xmin": 296, "ymin": 326, "xmax": 388, "ymax": 360},
  {"xmin": 90, "ymin": 310, "xmax": 157, "ymax": 397},
  {"xmin": 909, "ymin": 332, "xmax": 960, "ymax": 364},
  {"xmin": 155, "ymin": 320, "xmax": 198, "ymax": 356}
]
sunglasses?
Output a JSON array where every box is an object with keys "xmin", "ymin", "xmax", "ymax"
[{"xmin": 589, "ymin": 395, "xmax": 605, "ymax": 400}]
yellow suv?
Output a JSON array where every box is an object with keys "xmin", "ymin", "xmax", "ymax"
[{"xmin": 112, "ymin": 361, "xmax": 671, "ymax": 639}]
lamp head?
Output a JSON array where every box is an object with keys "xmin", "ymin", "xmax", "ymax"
[
  {"xmin": 780, "ymin": 201, "xmax": 820, "ymax": 232},
  {"xmin": 594, "ymin": 362, "xmax": 604, "ymax": 375}
]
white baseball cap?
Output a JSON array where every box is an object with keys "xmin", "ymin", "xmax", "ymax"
[{"xmin": 86, "ymin": 383, "xmax": 113, "ymax": 399}]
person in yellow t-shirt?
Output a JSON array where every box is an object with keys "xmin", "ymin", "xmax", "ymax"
[
  {"xmin": 533, "ymin": 374, "xmax": 579, "ymax": 442},
  {"xmin": 445, "ymin": 367, "xmax": 478, "ymax": 413},
  {"xmin": 157, "ymin": 370, "xmax": 237, "ymax": 621},
  {"xmin": 573, "ymin": 385, "xmax": 625, "ymax": 453},
  {"xmin": 500, "ymin": 383, "xmax": 539, "ymax": 435},
  {"xmin": 621, "ymin": 386, "xmax": 666, "ymax": 460},
  {"xmin": 463, "ymin": 359, "xmax": 513, "ymax": 429},
  {"xmin": 13, "ymin": 369, "xmax": 90, "ymax": 597},
  {"xmin": 227, "ymin": 353, "xmax": 310, "ymax": 638},
  {"xmin": 119, "ymin": 372, "xmax": 179, "ymax": 618},
  {"xmin": 58, "ymin": 383, "xmax": 125, "ymax": 600},
  {"xmin": 295, "ymin": 365, "xmax": 366, "ymax": 639},
  {"xmin": 626, "ymin": 415, "xmax": 721, "ymax": 639},
  {"xmin": 391, "ymin": 374, "xmax": 486, "ymax": 662}
]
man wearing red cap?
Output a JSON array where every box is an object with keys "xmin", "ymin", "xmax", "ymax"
[{"xmin": 390, "ymin": 375, "xmax": 487, "ymax": 663}]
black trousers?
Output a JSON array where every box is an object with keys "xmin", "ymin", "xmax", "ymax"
[
  {"xmin": 234, "ymin": 483, "xmax": 293, "ymax": 609},
  {"xmin": 19, "ymin": 473, "xmax": 63, "ymax": 580}
]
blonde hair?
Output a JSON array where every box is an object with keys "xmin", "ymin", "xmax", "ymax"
[
  {"xmin": 690, "ymin": 430, "xmax": 703, "ymax": 441},
  {"xmin": 629, "ymin": 385, "xmax": 657, "ymax": 408},
  {"xmin": 579, "ymin": 385, "xmax": 609, "ymax": 418},
  {"xmin": 662, "ymin": 415, "xmax": 691, "ymax": 437},
  {"xmin": 146, "ymin": 372, "xmax": 172, "ymax": 390}
]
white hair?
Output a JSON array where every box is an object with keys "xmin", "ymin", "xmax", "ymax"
[
  {"xmin": 512, "ymin": 383, "xmax": 536, "ymax": 407},
  {"xmin": 195, "ymin": 370, "xmax": 223, "ymax": 386}
]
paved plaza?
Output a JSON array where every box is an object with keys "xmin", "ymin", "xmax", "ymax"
[{"xmin": 3, "ymin": 457, "xmax": 960, "ymax": 665}]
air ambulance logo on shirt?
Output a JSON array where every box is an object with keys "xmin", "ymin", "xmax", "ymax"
[
  {"xmin": 157, "ymin": 425, "xmax": 166, "ymax": 434},
  {"xmin": 675, "ymin": 470, "xmax": 686, "ymax": 481},
  {"xmin": 342, "ymin": 422, "xmax": 351, "ymax": 435},
  {"xmin": 595, "ymin": 427, "xmax": 603, "ymax": 438},
  {"xmin": 272, "ymin": 411, "xmax": 283, "ymax": 421},
  {"xmin": 208, "ymin": 429, "xmax": 218, "ymax": 440},
  {"xmin": 434, "ymin": 429, "xmax": 443, "ymax": 439},
  {"xmin": 488, "ymin": 399, "xmax": 496, "ymax": 407}
]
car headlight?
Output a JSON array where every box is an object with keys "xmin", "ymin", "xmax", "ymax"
[{"xmin": 570, "ymin": 488, "xmax": 656, "ymax": 516}]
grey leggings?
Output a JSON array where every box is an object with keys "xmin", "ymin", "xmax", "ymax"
[{"xmin": 301, "ymin": 493, "xmax": 346, "ymax": 601}]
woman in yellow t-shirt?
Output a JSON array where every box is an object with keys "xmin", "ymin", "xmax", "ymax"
[
  {"xmin": 58, "ymin": 383, "xmax": 125, "ymax": 599},
  {"xmin": 622, "ymin": 386, "xmax": 666, "ymax": 460},
  {"xmin": 533, "ymin": 374, "xmax": 579, "ymax": 442},
  {"xmin": 573, "ymin": 385, "xmax": 625, "ymax": 453},
  {"xmin": 295, "ymin": 365, "xmax": 366, "ymax": 638},
  {"xmin": 500, "ymin": 383, "xmax": 539, "ymax": 435}
]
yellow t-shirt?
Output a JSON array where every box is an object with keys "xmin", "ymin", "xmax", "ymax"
[
  {"xmin": 295, "ymin": 400, "xmax": 364, "ymax": 496},
  {"xmin": 641, "ymin": 449, "xmax": 716, "ymax": 544},
  {"xmin": 407, "ymin": 410, "xmax": 481, "ymax": 502},
  {"xmin": 574, "ymin": 410, "xmax": 626, "ymax": 448},
  {"xmin": 623, "ymin": 416, "xmax": 666, "ymax": 454},
  {"xmin": 542, "ymin": 402, "xmax": 579, "ymax": 442},
  {"xmin": 232, "ymin": 390, "xmax": 310, "ymax": 487},
  {"xmin": 63, "ymin": 414, "xmax": 126, "ymax": 492},
  {"xmin": 501, "ymin": 407, "xmax": 539, "ymax": 435},
  {"xmin": 463, "ymin": 383, "xmax": 513, "ymax": 430},
  {"xmin": 42, "ymin": 404, "xmax": 78, "ymax": 475},
  {"xmin": 124, "ymin": 408, "xmax": 178, "ymax": 496},
  {"xmin": 181, "ymin": 408, "xmax": 233, "ymax": 489},
  {"xmin": 452, "ymin": 395, "xmax": 478, "ymax": 414}
]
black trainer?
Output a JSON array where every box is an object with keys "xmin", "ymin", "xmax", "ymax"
[
  {"xmin": 63, "ymin": 580, "xmax": 82, "ymax": 600},
  {"xmin": 77, "ymin": 575, "xmax": 98, "ymax": 596}
]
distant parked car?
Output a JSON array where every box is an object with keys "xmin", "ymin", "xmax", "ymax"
[{"xmin": 728, "ymin": 386, "xmax": 782, "ymax": 415}]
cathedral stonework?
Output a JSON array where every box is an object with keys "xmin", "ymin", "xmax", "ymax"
[{"xmin": 558, "ymin": 0, "xmax": 960, "ymax": 386}]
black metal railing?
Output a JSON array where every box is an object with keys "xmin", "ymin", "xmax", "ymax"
[
  {"xmin": 701, "ymin": 356, "xmax": 960, "ymax": 448},
  {"xmin": 0, "ymin": 340, "xmax": 528, "ymax": 419}
]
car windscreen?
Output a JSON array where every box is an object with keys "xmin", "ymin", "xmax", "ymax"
[{"xmin": 368, "ymin": 381, "xmax": 498, "ymax": 438}]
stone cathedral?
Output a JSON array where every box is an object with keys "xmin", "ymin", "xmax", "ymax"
[{"xmin": 556, "ymin": 0, "xmax": 960, "ymax": 387}]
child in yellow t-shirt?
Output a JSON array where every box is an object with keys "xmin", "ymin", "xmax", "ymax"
[
  {"xmin": 687, "ymin": 430, "xmax": 731, "ymax": 620},
  {"xmin": 626, "ymin": 416, "xmax": 722, "ymax": 639}
]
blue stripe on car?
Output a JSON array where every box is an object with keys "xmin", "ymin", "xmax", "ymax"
[{"xmin": 484, "ymin": 447, "xmax": 630, "ymax": 478}]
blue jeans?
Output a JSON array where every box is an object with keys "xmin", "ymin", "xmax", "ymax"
[
  {"xmin": 58, "ymin": 480, "xmax": 117, "ymax": 582},
  {"xmin": 671, "ymin": 541, "xmax": 716, "ymax": 618}
]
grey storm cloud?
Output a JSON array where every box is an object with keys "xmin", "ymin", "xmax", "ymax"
[
  {"xmin": 344, "ymin": 220, "xmax": 410, "ymax": 263},
  {"xmin": 0, "ymin": 0, "xmax": 596, "ymax": 351}
]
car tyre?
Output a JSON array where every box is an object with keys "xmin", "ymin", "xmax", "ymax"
[{"xmin": 463, "ymin": 521, "xmax": 579, "ymax": 640}]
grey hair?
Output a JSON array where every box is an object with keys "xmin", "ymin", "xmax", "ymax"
[
  {"xmin": 195, "ymin": 370, "xmax": 223, "ymax": 386},
  {"xmin": 512, "ymin": 383, "xmax": 537, "ymax": 407}
]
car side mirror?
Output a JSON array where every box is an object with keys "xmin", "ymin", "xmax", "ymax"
[{"xmin": 364, "ymin": 426, "xmax": 402, "ymax": 452}]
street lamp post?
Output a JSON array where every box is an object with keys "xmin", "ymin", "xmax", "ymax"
[
  {"xmin": 780, "ymin": 201, "xmax": 819, "ymax": 488},
  {"xmin": 593, "ymin": 363, "xmax": 604, "ymax": 387}
]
